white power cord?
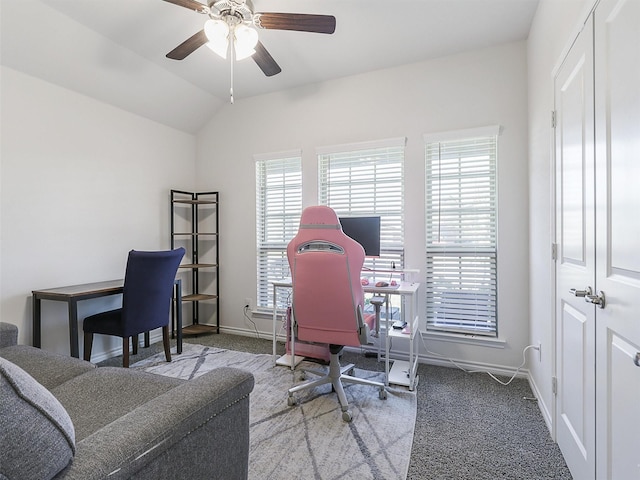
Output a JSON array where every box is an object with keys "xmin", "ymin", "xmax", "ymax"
[
  {"xmin": 419, "ymin": 332, "xmax": 540, "ymax": 386},
  {"xmin": 243, "ymin": 305, "xmax": 260, "ymax": 339}
]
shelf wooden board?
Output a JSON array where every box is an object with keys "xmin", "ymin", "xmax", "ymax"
[
  {"xmin": 179, "ymin": 263, "xmax": 218, "ymax": 269},
  {"xmin": 181, "ymin": 324, "xmax": 217, "ymax": 335},
  {"xmin": 182, "ymin": 293, "xmax": 218, "ymax": 302},
  {"xmin": 172, "ymin": 232, "xmax": 218, "ymax": 236},
  {"xmin": 172, "ymin": 199, "xmax": 217, "ymax": 205}
]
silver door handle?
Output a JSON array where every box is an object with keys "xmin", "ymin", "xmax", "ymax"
[
  {"xmin": 570, "ymin": 287, "xmax": 592, "ymax": 297},
  {"xmin": 585, "ymin": 291, "xmax": 606, "ymax": 309}
]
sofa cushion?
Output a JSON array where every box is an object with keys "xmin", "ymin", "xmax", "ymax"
[
  {"xmin": 0, "ymin": 357, "xmax": 75, "ymax": 480},
  {"xmin": 52, "ymin": 367, "xmax": 184, "ymax": 441},
  {"xmin": 0, "ymin": 345, "xmax": 96, "ymax": 390}
]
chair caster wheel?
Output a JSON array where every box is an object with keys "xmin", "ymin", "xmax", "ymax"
[
  {"xmin": 287, "ymin": 396, "xmax": 297, "ymax": 407},
  {"xmin": 379, "ymin": 388, "xmax": 387, "ymax": 400},
  {"xmin": 342, "ymin": 410, "xmax": 353, "ymax": 422}
]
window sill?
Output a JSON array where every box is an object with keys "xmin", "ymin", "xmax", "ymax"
[{"xmin": 420, "ymin": 330, "xmax": 506, "ymax": 349}]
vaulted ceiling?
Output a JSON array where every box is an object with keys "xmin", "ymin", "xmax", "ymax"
[{"xmin": 1, "ymin": 0, "xmax": 539, "ymax": 133}]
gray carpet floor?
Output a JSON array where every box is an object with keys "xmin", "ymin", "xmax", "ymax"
[{"xmin": 101, "ymin": 332, "xmax": 572, "ymax": 480}]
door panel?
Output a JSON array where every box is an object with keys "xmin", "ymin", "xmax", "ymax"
[
  {"xmin": 594, "ymin": 0, "xmax": 640, "ymax": 478},
  {"xmin": 559, "ymin": 56, "xmax": 588, "ymax": 266},
  {"xmin": 554, "ymin": 18, "xmax": 595, "ymax": 480},
  {"xmin": 609, "ymin": 335, "xmax": 640, "ymax": 480},
  {"xmin": 559, "ymin": 302, "xmax": 588, "ymax": 453}
]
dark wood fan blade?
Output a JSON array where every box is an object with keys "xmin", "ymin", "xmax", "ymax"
[
  {"xmin": 162, "ymin": 0, "xmax": 208, "ymax": 13},
  {"xmin": 166, "ymin": 30, "xmax": 208, "ymax": 60},
  {"xmin": 255, "ymin": 13, "xmax": 336, "ymax": 34},
  {"xmin": 252, "ymin": 41, "xmax": 281, "ymax": 77}
]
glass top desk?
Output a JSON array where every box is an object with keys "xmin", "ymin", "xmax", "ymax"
[
  {"xmin": 32, "ymin": 279, "xmax": 183, "ymax": 358},
  {"xmin": 271, "ymin": 279, "xmax": 420, "ymax": 391}
]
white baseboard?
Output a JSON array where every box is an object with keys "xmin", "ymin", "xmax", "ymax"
[
  {"xmin": 219, "ymin": 324, "xmax": 285, "ymax": 342},
  {"xmin": 419, "ymin": 353, "xmax": 529, "ymax": 379},
  {"xmin": 528, "ymin": 373, "xmax": 555, "ymax": 439}
]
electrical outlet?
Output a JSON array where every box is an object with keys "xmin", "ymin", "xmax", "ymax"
[{"xmin": 244, "ymin": 298, "xmax": 252, "ymax": 309}]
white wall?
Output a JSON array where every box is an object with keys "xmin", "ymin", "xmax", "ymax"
[
  {"xmin": 0, "ymin": 36, "xmax": 536, "ymax": 375},
  {"xmin": 196, "ymin": 41, "xmax": 531, "ymax": 371},
  {"xmin": 1, "ymin": 0, "xmax": 221, "ymax": 134},
  {"xmin": 0, "ymin": 67, "xmax": 196, "ymax": 358},
  {"xmin": 527, "ymin": 0, "xmax": 594, "ymax": 432}
]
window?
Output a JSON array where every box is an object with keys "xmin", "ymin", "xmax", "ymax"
[
  {"xmin": 255, "ymin": 152, "xmax": 302, "ymax": 310},
  {"xmin": 317, "ymin": 138, "xmax": 405, "ymax": 273},
  {"xmin": 424, "ymin": 127, "xmax": 499, "ymax": 336}
]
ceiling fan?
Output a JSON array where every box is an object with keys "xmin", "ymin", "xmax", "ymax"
[{"xmin": 163, "ymin": 0, "xmax": 336, "ymax": 79}]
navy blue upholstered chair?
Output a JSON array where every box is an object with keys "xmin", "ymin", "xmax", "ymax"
[{"xmin": 83, "ymin": 248, "xmax": 185, "ymax": 367}]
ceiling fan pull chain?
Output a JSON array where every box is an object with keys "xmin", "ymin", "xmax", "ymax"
[{"xmin": 230, "ymin": 29, "xmax": 235, "ymax": 104}]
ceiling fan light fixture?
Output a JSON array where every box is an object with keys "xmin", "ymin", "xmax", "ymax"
[
  {"xmin": 234, "ymin": 24, "xmax": 259, "ymax": 60},
  {"xmin": 204, "ymin": 19, "xmax": 229, "ymax": 59}
]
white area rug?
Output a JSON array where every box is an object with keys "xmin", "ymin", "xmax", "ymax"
[{"xmin": 132, "ymin": 343, "xmax": 416, "ymax": 480}]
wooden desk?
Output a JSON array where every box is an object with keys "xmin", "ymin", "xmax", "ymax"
[{"xmin": 32, "ymin": 279, "xmax": 182, "ymax": 358}]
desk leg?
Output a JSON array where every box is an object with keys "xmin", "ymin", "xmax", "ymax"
[
  {"xmin": 384, "ymin": 297, "xmax": 390, "ymax": 386},
  {"xmin": 176, "ymin": 280, "xmax": 183, "ymax": 354},
  {"xmin": 69, "ymin": 300, "xmax": 80, "ymax": 358},
  {"xmin": 32, "ymin": 296, "xmax": 42, "ymax": 348},
  {"xmin": 290, "ymin": 309, "xmax": 295, "ymax": 371},
  {"xmin": 409, "ymin": 291, "xmax": 419, "ymax": 391},
  {"xmin": 272, "ymin": 285, "xmax": 277, "ymax": 365}
]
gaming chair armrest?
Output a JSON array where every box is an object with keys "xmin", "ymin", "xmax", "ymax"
[{"xmin": 357, "ymin": 305, "xmax": 373, "ymax": 345}]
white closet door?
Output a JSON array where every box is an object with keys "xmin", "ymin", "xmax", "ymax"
[
  {"xmin": 594, "ymin": 0, "xmax": 640, "ymax": 478},
  {"xmin": 554, "ymin": 17, "xmax": 596, "ymax": 480}
]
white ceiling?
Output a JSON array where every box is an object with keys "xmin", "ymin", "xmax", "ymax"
[{"xmin": 1, "ymin": 0, "xmax": 539, "ymax": 133}]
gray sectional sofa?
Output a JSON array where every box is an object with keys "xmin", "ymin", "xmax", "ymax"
[{"xmin": 0, "ymin": 322, "xmax": 254, "ymax": 480}]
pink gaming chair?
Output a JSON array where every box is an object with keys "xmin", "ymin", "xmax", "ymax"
[{"xmin": 286, "ymin": 206, "xmax": 387, "ymax": 422}]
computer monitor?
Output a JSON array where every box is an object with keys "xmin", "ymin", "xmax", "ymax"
[{"xmin": 339, "ymin": 216, "xmax": 381, "ymax": 257}]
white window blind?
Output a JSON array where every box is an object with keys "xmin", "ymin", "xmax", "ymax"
[
  {"xmin": 424, "ymin": 128, "xmax": 498, "ymax": 336},
  {"xmin": 255, "ymin": 152, "xmax": 302, "ymax": 309},
  {"xmin": 317, "ymin": 138, "xmax": 405, "ymax": 272}
]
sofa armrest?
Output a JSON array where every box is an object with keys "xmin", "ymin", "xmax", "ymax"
[
  {"xmin": 0, "ymin": 323, "xmax": 18, "ymax": 348},
  {"xmin": 55, "ymin": 367, "xmax": 255, "ymax": 480}
]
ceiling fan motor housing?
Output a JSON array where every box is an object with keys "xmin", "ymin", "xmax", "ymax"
[{"xmin": 211, "ymin": 0, "xmax": 255, "ymax": 24}]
